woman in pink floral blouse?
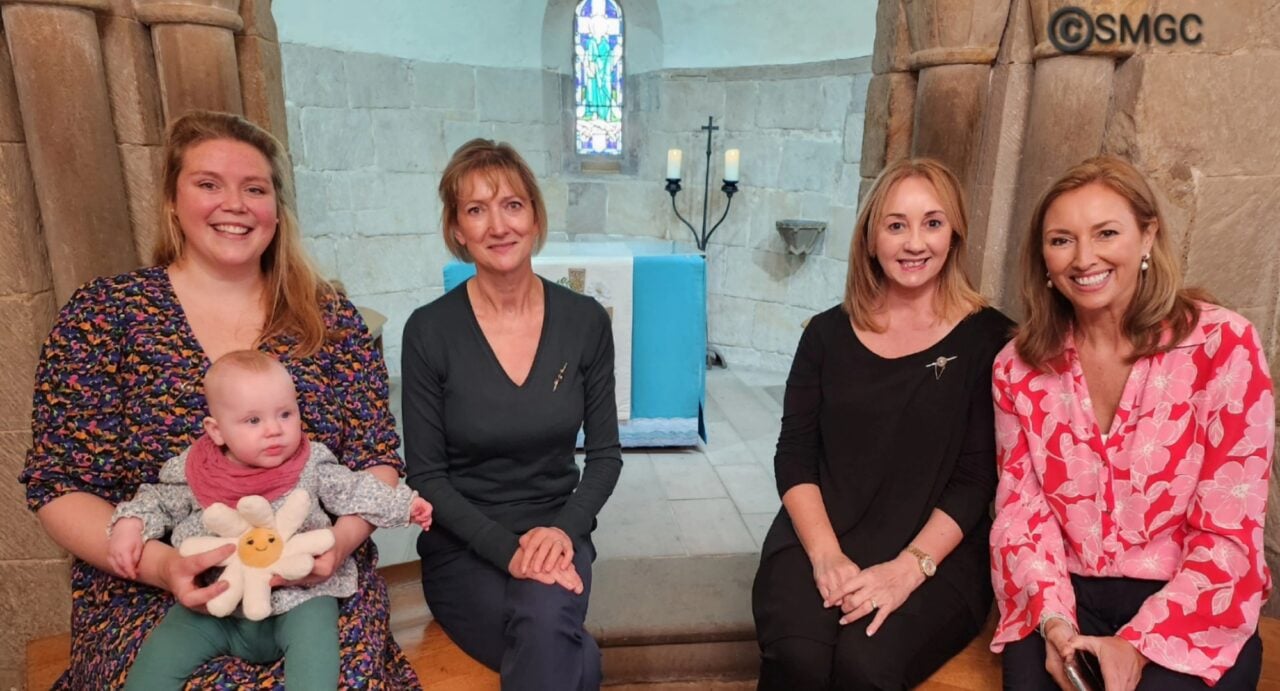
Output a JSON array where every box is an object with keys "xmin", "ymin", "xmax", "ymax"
[{"xmin": 990, "ymin": 155, "xmax": 1273, "ymax": 690}]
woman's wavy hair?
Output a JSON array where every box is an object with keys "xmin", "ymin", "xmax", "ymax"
[
  {"xmin": 438, "ymin": 138, "xmax": 547, "ymax": 263},
  {"xmin": 1014, "ymin": 155, "xmax": 1211, "ymax": 370},
  {"xmin": 844, "ymin": 158, "xmax": 986, "ymax": 331},
  {"xmin": 153, "ymin": 110, "xmax": 335, "ymax": 357}
]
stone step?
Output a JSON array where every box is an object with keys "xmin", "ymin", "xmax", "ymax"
[{"xmin": 589, "ymin": 554, "xmax": 759, "ymax": 685}]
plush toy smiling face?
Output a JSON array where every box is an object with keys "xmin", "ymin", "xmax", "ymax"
[
  {"xmin": 238, "ymin": 527, "xmax": 284, "ymax": 568},
  {"xmin": 180, "ymin": 490, "xmax": 336, "ymax": 620}
]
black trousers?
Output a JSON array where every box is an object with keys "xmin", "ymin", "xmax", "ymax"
[
  {"xmin": 1002, "ymin": 575, "xmax": 1263, "ymax": 690},
  {"xmin": 754, "ymin": 545, "xmax": 989, "ymax": 691},
  {"xmin": 418, "ymin": 530, "xmax": 600, "ymax": 691}
]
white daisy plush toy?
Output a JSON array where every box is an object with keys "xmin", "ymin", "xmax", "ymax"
[{"xmin": 178, "ymin": 489, "xmax": 335, "ymax": 621}]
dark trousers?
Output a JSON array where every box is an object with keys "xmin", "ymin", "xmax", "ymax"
[
  {"xmin": 755, "ymin": 570, "xmax": 987, "ymax": 690},
  {"xmin": 1002, "ymin": 575, "xmax": 1263, "ymax": 690},
  {"xmin": 418, "ymin": 530, "xmax": 600, "ymax": 691}
]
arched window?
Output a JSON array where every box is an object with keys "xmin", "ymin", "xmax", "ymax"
[{"xmin": 574, "ymin": 0, "xmax": 623, "ymax": 155}]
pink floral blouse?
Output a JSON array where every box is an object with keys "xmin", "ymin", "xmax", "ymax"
[{"xmin": 989, "ymin": 304, "xmax": 1274, "ymax": 684}]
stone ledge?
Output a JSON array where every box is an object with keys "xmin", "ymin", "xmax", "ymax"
[{"xmin": 587, "ymin": 555, "xmax": 758, "ymax": 646}]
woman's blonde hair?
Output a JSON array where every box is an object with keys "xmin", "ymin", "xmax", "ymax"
[
  {"xmin": 153, "ymin": 111, "xmax": 334, "ymax": 357},
  {"xmin": 844, "ymin": 158, "xmax": 986, "ymax": 331},
  {"xmin": 1013, "ymin": 155, "xmax": 1210, "ymax": 370},
  {"xmin": 438, "ymin": 138, "xmax": 547, "ymax": 262}
]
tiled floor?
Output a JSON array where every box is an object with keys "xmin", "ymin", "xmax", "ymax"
[{"xmin": 372, "ymin": 366, "xmax": 789, "ymax": 565}]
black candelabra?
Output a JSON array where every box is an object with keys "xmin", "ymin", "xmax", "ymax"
[{"xmin": 665, "ymin": 116, "xmax": 739, "ymax": 252}]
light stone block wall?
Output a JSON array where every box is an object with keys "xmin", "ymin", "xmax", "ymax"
[{"xmin": 283, "ymin": 43, "xmax": 871, "ymax": 373}]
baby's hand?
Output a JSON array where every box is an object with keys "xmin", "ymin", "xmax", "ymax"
[
  {"xmin": 108, "ymin": 517, "xmax": 146, "ymax": 580},
  {"xmin": 409, "ymin": 496, "xmax": 433, "ymax": 531}
]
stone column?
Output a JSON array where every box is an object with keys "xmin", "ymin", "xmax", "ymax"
[
  {"xmin": 236, "ymin": 0, "xmax": 288, "ymax": 146},
  {"xmin": 134, "ymin": 0, "xmax": 244, "ymax": 121},
  {"xmin": 966, "ymin": 0, "xmax": 1034, "ymax": 300},
  {"xmin": 102, "ymin": 0, "xmax": 165, "ymax": 261},
  {"xmin": 0, "ymin": 5, "xmax": 91, "ymax": 685},
  {"xmin": 996, "ymin": 0, "xmax": 1144, "ymax": 307},
  {"xmin": 859, "ymin": 0, "xmax": 915, "ymax": 201},
  {"xmin": 904, "ymin": 0, "xmax": 1011, "ymax": 195},
  {"xmin": 1, "ymin": 0, "xmax": 139, "ymax": 302}
]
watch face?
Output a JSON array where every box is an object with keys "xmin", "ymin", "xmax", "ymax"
[{"xmin": 922, "ymin": 557, "xmax": 937, "ymax": 577}]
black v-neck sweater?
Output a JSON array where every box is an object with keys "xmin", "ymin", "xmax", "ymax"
[{"xmin": 402, "ymin": 278, "xmax": 623, "ymax": 570}]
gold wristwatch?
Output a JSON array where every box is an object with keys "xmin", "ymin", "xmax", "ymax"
[{"xmin": 905, "ymin": 545, "xmax": 936, "ymax": 578}]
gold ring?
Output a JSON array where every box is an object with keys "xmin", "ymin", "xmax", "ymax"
[{"xmin": 869, "ymin": 598, "xmax": 879, "ymax": 610}]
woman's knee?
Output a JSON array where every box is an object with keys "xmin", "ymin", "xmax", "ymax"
[
  {"xmin": 759, "ymin": 637, "xmax": 831, "ymax": 689},
  {"xmin": 830, "ymin": 637, "xmax": 906, "ymax": 690},
  {"xmin": 505, "ymin": 582, "xmax": 589, "ymax": 640},
  {"xmin": 1137, "ymin": 631, "xmax": 1263, "ymax": 691},
  {"xmin": 999, "ymin": 634, "xmax": 1058, "ymax": 691}
]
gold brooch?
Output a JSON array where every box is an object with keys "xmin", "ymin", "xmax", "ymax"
[
  {"xmin": 552, "ymin": 362, "xmax": 568, "ymax": 391},
  {"xmin": 926, "ymin": 356, "xmax": 958, "ymax": 380}
]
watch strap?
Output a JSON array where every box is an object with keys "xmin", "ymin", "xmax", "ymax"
[{"xmin": 904, "ymin": 545, "xmax": 934, "ymax": 576}]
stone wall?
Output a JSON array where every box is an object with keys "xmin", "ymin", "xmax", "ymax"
[
  {"xmin": 0, "ymin": 1, "xmax": 287, "ymax": 685},
  {"xmin": 283, "ymin": 44, "xmax": 872, "ymax": 373},
  {"xmin": 657, "ymin": 61, "xmax": 870, "ymax": 371},
  {"xmin": 865, "ymin": 0, "xmax": 1280, "ymax": 611}
]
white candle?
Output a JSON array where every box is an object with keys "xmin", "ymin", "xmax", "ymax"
[
  {"xmin": 666, "ymin": 149, "xmax": 683, "ymax": 179},
  {"xmin": 724, "ymin": 149, "xmax": 740, "ymax": 182}
]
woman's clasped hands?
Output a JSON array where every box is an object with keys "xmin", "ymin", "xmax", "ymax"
[
  {"xmin": 509, "ymin": 526, "xmax": 582, "ymax": 594},
  {"xmin": 1067, "ymin": 634, "xmax": 1146, "ymax": 691},
  {"xmin": 1042, "ymin": 618, "xmax": 1147, "ymax": 691},
  {"xmin": 814, "ymin": 550, "xmax": 925, "ymax": 636}
]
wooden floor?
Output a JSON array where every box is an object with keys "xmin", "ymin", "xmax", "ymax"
[
  {"xmin": 26, "ymin": 570, "xmax": 1280, "ymax": 690},
  {"xmin": 399, "ymin": 615, "xmax": 1280, "ymax": 691}
]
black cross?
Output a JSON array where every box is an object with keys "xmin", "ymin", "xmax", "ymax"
[
  {"xmin": 664, "ymin": 115, "xmax": 737, "ymax": 252},
  {"xmin": 701, "ymin": 116, "xmax": 719, "ymax": 139}
]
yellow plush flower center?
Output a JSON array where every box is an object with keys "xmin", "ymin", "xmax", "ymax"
[{"xmin": 238, "ymin": 527, "xmax": 284, "ymax": 568}]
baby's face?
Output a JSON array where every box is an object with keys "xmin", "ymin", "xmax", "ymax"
[{"xmin": 206, "ymin": 366, "xmax": 303, "ymax": 469}]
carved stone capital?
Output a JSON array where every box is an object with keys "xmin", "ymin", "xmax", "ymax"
[
  {"xmin": 905, "ymin": 0, "xmax": 1010, "ymax": 67},
  {"xmin": 0, "ymin": 0, "xmax": 110, "ymax": 11},
  {"xmin": 909, "ymin": 46, "xmax": 1001, "ymax": 70},
  {"xmin": 132, "ymin": 0, "xmax": 243, "ymax": 31},
  {"xmin": 1029, "ymin": 0, "xmax": 1147, "ymax": 60}
]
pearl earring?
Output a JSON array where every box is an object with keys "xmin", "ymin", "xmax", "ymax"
[
  {"xmin": 1141, "ymin": 254, "xmax": 1150, "ymax": 272},
  {"xmin": 1046, "ymin": 271, "xmax": 1053, "ymax": 289}
]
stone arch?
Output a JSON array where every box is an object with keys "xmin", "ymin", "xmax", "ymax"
[{"xmin": 542, "ymin": 0, "xmax": 662, "ymax": 76}]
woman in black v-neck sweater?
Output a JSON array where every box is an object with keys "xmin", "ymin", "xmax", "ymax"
[
  {"xmin": 402, "ymin": 140, "xmax": 621, "ymax": 691},
  {"xmin": 752, "ymin": 159, "xmax": 1012, "ymax": 689}
]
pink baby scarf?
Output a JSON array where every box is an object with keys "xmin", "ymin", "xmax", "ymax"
[{"xmin": 185, "ymin": 433, "xmax": 310, "ymax": 508}]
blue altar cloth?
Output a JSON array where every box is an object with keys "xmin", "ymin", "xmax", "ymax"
[{"xmin": 443, "ymin": 240, "xmax": 706, "ymax": 447}]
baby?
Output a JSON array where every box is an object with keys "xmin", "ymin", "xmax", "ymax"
[{"xmin": 109, "ymin": 349, "xmax": 432, "ymax": 690}]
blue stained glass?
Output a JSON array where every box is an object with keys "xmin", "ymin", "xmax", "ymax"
[{"xmin": 575, "ymin": 0, "xmax": 623, "ymax": 155}]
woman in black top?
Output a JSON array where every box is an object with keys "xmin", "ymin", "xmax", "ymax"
[
  {"xmin": 402, "ymin": 139, "xmax": 622, "ymax": 690},
  {"xmin": 752, "ymin": 159, "xmax": 1012, "ymax": 689}
]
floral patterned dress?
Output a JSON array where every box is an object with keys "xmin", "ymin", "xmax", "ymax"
[
  {"xmin": 20, "ymin": 266, "xmax": 421, "ymax": 690},
  {"xmin": 989, "ymin": 304, "xmax": 1274, "ymax": 685}
]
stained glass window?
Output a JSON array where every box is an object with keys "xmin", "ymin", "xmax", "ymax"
[{"xmin": 574, "ymin": 0, "xmax": 623, "ymax": 155}]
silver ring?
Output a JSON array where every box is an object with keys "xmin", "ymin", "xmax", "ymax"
[{"xmin": 869, "ymin": 598, "xmax": 879, "ymax": 610}]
